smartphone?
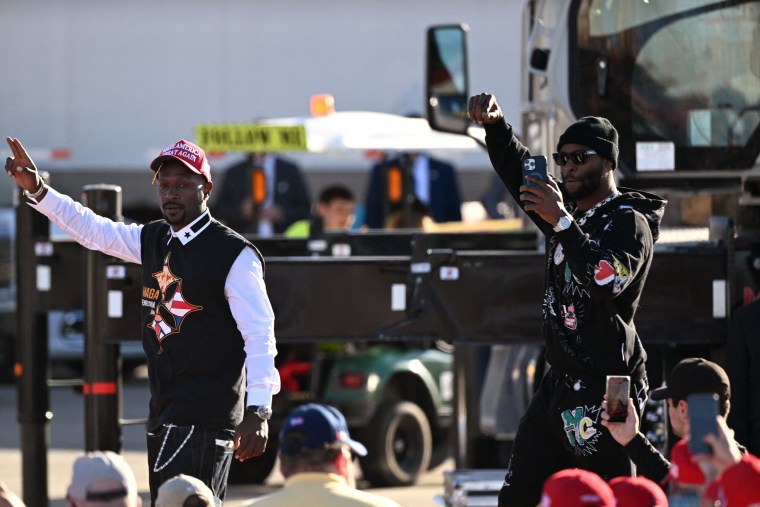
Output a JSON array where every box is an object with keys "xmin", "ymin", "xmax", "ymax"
[
  {"xmin": 687, "ymin": 392, "xmax": 718, "ymax": 455},
  {"xmin": 606, "ymin": 375, "xmax": 630, "ymax": 423},
  {"xmin": 522, "ymin": 155, "xmax": 548, "ymax": 187}
]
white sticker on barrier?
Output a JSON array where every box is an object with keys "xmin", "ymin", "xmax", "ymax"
[
  {"xmin": 411, "ymin": 262, "xmax": 431, "ymax": 274},
  {"xmin": 108, "ymin": 290, "xmax": 123, "ymax": 318},
  {"xmin": 712, "ymin": 279, "xmax": 726, "ymax": 318},
  {"xmin": 391, "ymin": 284, "xmax": 406, "ymax": 311},
  {"xmin": 36, "ymin": 265, "xmax": 51, "ymax": 291},
  {"xmin": 440, "ymin": 266, "xmax": 459, "ymax": 280},
  {"xmin": 34, "ymin": 242, "xmax": 53, "ymax": 257},
  {"xmin": 331, "ymin": 243, "xmax": 351, "ymax": 257},
  {"xmin": 106, "ymin": 265, "xmax": 126, "ymax": 279}
]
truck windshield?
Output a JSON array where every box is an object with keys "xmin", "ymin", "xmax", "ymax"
[{"xmin": 569, "ymin": 0, "xmax": 760, "ymax": 171}]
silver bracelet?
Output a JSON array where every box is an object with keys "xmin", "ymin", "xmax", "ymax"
[{"xmin": 24, "ymin": 183, "xmax": 46, "ymax": 200}]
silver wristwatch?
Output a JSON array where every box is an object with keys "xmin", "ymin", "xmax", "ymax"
[
  {"xmin": 247, "ymin": 405, "xmax": 272, "ymax": 421},
  {"xmin": 553, "ymin": 214, "xmax": 573, "ymax": 233}
]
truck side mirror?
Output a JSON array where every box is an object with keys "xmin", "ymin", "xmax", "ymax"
[{"xmin": 426, "ymin": 24, "xmax": 469, "ymax": 135}]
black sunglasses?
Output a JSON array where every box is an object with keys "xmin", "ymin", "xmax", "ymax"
[{"xmin": 552, "ymin": 150, "xmax": 598, "ymax": 166}]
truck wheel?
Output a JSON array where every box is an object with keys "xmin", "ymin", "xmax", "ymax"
[
  {"xmin": 227, "ymin": 435, "xmax": 278, "ymax": 485},
  {"xmin": 360, "ymin": 400, "xmax": 432, "ymax": 487}
]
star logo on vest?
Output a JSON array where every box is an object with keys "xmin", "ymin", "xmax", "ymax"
[{"xmin": 149, "ymin": 252, "xmax": 202, "ymax": 346}]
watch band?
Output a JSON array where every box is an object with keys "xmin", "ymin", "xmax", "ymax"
[
  {"xmin": 553, "ymin": 213, "xmax": 573, "ymax": 233},
  {"xmin": 246, "ymin": 404, "xmax": 272, "ymax": 420},
  {"xmin": 24, "ymin": 182, "xmax": 46, "ymax": 201}
]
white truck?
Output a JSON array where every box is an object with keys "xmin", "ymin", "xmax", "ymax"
[{"xmin": 425, "ymin": 0, "xmax": 760, "ymax": 504}]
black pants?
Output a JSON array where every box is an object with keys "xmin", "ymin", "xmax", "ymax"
[
  {"xmin": 497, "ymin": 370, "xmax": 647, "ymax": 507},
  {"xmin": 147, "ymin": 424, "xmax": 234, "ymax": 506}
]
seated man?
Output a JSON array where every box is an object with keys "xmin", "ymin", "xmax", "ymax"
[
  {"xmin": 254, "ymin": 403, "xmax": 401, "ymax": 507},
  {"xmin": 66, "ymin": 451, "xmax": 142, "ymax": 507},
  {"xmin": 156, "ymin": 474, "xmax": 216, "ymax": 507}
]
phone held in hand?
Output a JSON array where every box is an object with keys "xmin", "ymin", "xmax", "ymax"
[
  {"xmin": 687, "ymin": 392, "xmax": 718, "ymax": 455},
  {"xmin": 606, "ymin": 375, "xmax": 630, "ymax": 423},
  {"xmin": 522, "ymin": 155, "xmax": 548, "ymax": 187}
]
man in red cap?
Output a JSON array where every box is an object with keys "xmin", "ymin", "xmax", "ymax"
[
  {"xmin": 5, "ymin": 136, "xmax": 281, "ymax": 504},
  {"xmin": 468, "ymin": 93, "xmax": 666, "ymax": 507}
]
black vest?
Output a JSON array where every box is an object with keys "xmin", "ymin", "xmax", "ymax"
[{"xmin": 140, "ymin": 217, "xmax": 261, "ymax": 431}]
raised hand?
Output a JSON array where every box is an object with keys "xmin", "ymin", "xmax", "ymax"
[
  {"xmin": 5, "ymin": 137, "xmax": 44, "ymax": 195},
  {"xmin": 468, "ymin": 93, "xmax": 505, "ymax": 125}
]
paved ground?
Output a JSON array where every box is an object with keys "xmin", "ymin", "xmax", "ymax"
[{"xmin": 0, "ymin": 369, "xmax": 454, "ymax": 506}]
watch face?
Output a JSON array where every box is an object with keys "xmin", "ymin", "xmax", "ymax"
[{"xmin": 257, "ymin": 406, "xmax": 272, "ymax": 420}]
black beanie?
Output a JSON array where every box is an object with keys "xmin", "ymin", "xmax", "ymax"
[{"xmin": 557, "ymin": 116, "xmax": 619, "ymax": 169}]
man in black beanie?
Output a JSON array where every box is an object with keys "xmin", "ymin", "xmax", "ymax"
[{"xmin": 467, "ymin": 94, "xmax": 667, "ymax": 507}]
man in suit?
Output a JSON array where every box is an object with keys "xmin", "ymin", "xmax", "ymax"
[
  {"xmin": 213, "ymin": 152, "xmax": 311, "ymax": 236},
  {"xmin": 362, "ymin": 152, "xmax": 462, "ymax": 229}
]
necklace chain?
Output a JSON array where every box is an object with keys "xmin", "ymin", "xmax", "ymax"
[{"xmin": 575, "ymin": 192, "xmax": 621, "ymax": 226}]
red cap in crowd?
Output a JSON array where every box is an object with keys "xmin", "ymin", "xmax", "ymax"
[
  {"xmin": 668, "ymin": 440, "xmax": 706, "ymax": 485},
  {"xmin": 150, "ymin": 139, "xmax": 212, "ymax": 183},
  {"xmin": 609, "ymin": 476, "xmax": 668, "ymax": 507},
  {"xmin": 716, "ymin": 454, "xmax": 760, "ymax": 507},
  {"xmin": 541, "ymin": 469, "xmax": 615, "ymax": 507}
]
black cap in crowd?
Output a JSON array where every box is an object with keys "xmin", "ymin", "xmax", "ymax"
[{"xmin": 650, "ymin": 357, "xmax": 730, "ymax": 408}]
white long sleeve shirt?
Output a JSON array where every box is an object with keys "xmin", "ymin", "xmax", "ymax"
[{"xmin": 30, "ymin": 187, "xmax": 280, "ymax": 406}]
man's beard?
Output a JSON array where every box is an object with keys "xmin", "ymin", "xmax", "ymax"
[{"xmin": 561, "ymin": 164, "xmax": 604, "ymax": 203}]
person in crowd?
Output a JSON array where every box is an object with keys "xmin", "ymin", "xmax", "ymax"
[
  {"xmin": 700, "ymin": 415, "xmax": 760, "ymax": 507},
  {"xmin": 383, "ymin": 196, "xmax": 432, "ymax": 230},
  {"xmin": 600, "ymin": 357, "xmax": 745, "ymax": 486},
  {"xmin": 608, "ymin": 476, "xmax": 668, "ymax": 507},
  {"xmin": 540, "ymin": 468, "xmax": 615, "ymax": 507},
  {"xmin": 213, "ymin": 152, "xmax": 311, "ymax": 236},
  {"xmin": 468, "ymin": 94, "xmax": 666, "ymax": 507},
  {"xmin": 155, "ymin": 474, "xmax": 216, "ymax": 507},
  {"xmin": 726, "ymin": 298, "xmax": 760, "ymax": 456},
  {"xmin": 5, "ymin": 137, "xmax": 280, "ymax": 503},
  {"xmin": 362, "ymin": 152, "xmax": 461, "ymax": 229},
  {"xmin": 284, "ymin": 184, "xmax": 355, "ymax": 237},
  {"xmin": 65, "ymin": 451, "xmax": 142, "ymax": 507},
  {"xmin": 253, "ymin": 403, "xmax": 401, "ymax": 507}
]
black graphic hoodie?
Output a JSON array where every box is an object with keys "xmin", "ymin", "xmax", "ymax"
[{"xmin": 485, "ymin": 120, "xmax": 666, "ymax": 382}]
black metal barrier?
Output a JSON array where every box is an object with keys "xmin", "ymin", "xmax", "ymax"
[
  {"xmin": 15, "ymin": 183, "xmax": 141, "ymax": 507},
  {"xmin": 16, "ymin": 186, "xmax": 760, "ymax": 489},
  {"xmin": 15, "ymin": 177, "xmax": 51, "ymax": 507}
]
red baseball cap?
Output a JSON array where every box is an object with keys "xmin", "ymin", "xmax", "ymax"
[
  {"xmin": 541, "ymin": 469, "xmax": 615, "ymax": 507},
  {"xmin": 609, "ymin": 476, "xmax": 668, "ymax": 507},
  {"xmin": 716, "ymin": 454, "xmax": 760, "ymax": 507},
  {"xmin": 150, "ymin": 139, "xmax": 212, "ymax": 183},
  {"xmin": 668, "ymin": 440, "xmax": 706, "ymax": 485}
]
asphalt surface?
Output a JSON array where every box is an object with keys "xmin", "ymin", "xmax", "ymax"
[{"xmin": 0, "ymin": 367, "xmax": 454, "ymax": 506}]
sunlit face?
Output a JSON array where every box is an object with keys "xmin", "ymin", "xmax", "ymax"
[
  {"xmin": 317, "ymin": 198, "xmax": 355, "ymax": 230},
  {"xmin": 559, "ymin": 143, "xmax": 607, "ymax": 202},
  {"xmin": 155, "ymin": 160, "xmax": 212, "ymax": 230},
  {"xmin": 668, "ymin": 398, "xmax": 688, "ymax": 438}
]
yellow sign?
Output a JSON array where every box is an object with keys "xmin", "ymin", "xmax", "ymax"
[{"xmin": 195, "ymin": 124, "xmax": 308, "ymax": 153}]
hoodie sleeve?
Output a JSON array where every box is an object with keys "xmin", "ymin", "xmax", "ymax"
[
  {"xmin": 556, "ymin": 206, "xmax": 654, "ymax": 300},
  {"xmin": 484, "ymin": 120, "xmax": 553, "ymax": 235},
  {"xmin": 624, "ymin": 432, "xmax": 671, "ymax": 485}
]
